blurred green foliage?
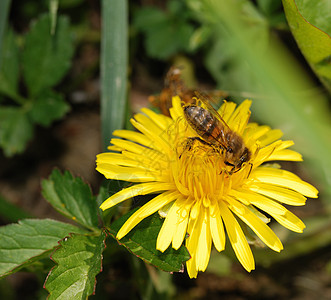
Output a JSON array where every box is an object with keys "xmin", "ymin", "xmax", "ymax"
[
  {"xmin": 0, "ymin": 13, "xmax": 72, "ymax": 156},
  {"xmin": 133, "ymin": 0, "xmax": 196, "ymax": 59}
]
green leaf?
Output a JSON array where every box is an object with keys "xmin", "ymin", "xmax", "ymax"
[
  {"xmin": 134, "ymin": 7, "xmax": 167, "ymax": 32},
  {"xmin": 109, "ymin": 209, "xmax": 190, "ymax": 273},
  {"xmin": 45, "ymin": 231, "xmax": 106, "ymax": 300},
  {"xmin": 134, "ymin": 6, "xmax": 194, "ymax": 59},
  {"xmin": 145, "ymin": 20, "xmax": 194, "ymax": 59},
  {"xmin": 22, "ymin": 13, "xmax": 74, "ymax": 97},
  {"xmin": 295, "ymin": 0, "xmax": 331, "ymax": 35},
  {"xmin": 0, "ymin": 107, "xmax": 33, "ymax": 156},
  {"xmin": 28, "ymin": 90, "xmax": 70, "ymax": 126},
  {"xmin": 0, "ymin": 28, "xmax": 20, "ymax": 99},
  {"xmin": 282, "ymin": 0, "xmax": 331, "ymax": 92},
  {"xmin": 41, "ymin": 169, "xmax": 99, "ymax": 230},
  {"xmin": 0, "ymin": 219, "xmax": 87, "ymax": 278}
]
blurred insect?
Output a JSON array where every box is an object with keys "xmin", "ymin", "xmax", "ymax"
[
  {"xmin": 149, "ymin": 66, "xmax": 227, "ymax": 116},
  {"xmin": 183, "ymin": 93, "xmax": 251, "ymax": 174},
  {"xmin": 149, "ymin": 67, "xmax": 195, "ymax": 116}
]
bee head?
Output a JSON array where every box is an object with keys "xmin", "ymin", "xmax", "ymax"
[{"xmin": 224, "ymin": 142, "xmax": 251, "ymax": 174}]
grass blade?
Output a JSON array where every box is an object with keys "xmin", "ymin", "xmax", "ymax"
[
  {"xmin": 0, "ymin": 0, "xmax": 11, "ymax": 68},
  {"xmin": 101, "ymin": 0, "xmax": 128, "ymax": 150}
]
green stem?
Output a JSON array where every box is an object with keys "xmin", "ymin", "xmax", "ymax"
[
  {"xmin": 101, "ymin": 0, "xmax": 128, "ymax": 150},
  {"xmin": 0, "ymin": 0, "xmax": 11, "ymax": 69}
]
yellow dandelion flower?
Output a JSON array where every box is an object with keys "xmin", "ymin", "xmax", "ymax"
[{"xmin": 96, "ymin": 96, "xmax": 318, "ymax": 278}]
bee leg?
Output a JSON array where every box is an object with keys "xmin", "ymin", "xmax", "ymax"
[
  {"xmin": 219, "ymin": 168, "xmax": 231, "ymax": 177},
  {"xmin": 188, "ymin": 137, "xmax": 209, "ymax": 146},
  {"xmin": 223, "ymin": 161, "xmax": 235, "ymax": 175},
  {"xmin": 246, "ymin": 163, "xmax": 253, "ymax": 178}
]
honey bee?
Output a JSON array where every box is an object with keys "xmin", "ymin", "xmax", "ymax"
[
  {"xmin": 183, "ymin": 94, "xmax": 251, "ymax": 174},
  {"xmin": 149, "ymin": 67, "xmax": 195, "ymax": 116},
  {"xmin": 149, "ymin": 66, "xmax": 227, "ymax": 116}
]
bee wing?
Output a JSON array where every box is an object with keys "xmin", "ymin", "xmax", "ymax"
[{"xmin": 194, "ymin": 91, "xmax": 231, "ymax": 131}]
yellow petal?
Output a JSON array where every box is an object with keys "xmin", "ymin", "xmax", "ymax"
[
  {"xmin": 110, "ymin": 138, "xmax": 154, "ymax": 155},
  {"xmin": 186, "ymin": 255, "xmax": 198, "ymax": 279},
  {"xmin": 219, "ymin": 201, "xmax": 255, "ymax": 272},
  {"xmin": 228, "ymin": 199, "xmax": 283, "ymax": 252},
  {"xmin": 117, "ymin": 191, "xmax": 178, "ymax": 239},
  {"xmin": 266, "ymin": 149, "xmax": 303, "ymax": 162},
  {"xmin": 96, "ymin": 152, "xmax": 162, "ymax": 171},
  {"xmin": 209, "ymin": 204, "xmax": 226, "ymax": 252},
  {"xmin": 113, "ymin": 129, "xmax": 151, "ymax": 147},
  {"xmin": 122, "ymin": 149, "xmax": 168, "ymax": 165},
  {"xmin": 96, "ymin": 152, "xmax": 128, "ymax": 164},
  {"xmin": 186, "ymin": 215, "xmax": 202, "ymax": 278},
  {"xmin": 169, "ymin": 96, "xmax": 184, "ymax": 121},
  {"xmin": 248, "ymin": 183, "xmax": 307, "ymax": 206},
  {"xmin": 271, "ymin": 210, "xmax": 306, "ymax": 233},
  {"xmin": 172, "ymin": 198, "xmax": 192, "ymax": 250},
  {"xmin": 195, "ymin": 208, "xmax": 212, "ymax": 272},
  {"xmin": 218, "ymin": 101, "xmax": 237, "ymax": 123},
  {"xmin": 252, "ymin": 167, "xmax": 318, "ymax": 198},
  {"xmin": 96, "ymin": 164, "xmax": 166, "ymax": 182},
  {"xmin": 99, "ymin": 182, "xmax": 174, "ymax": 211},
  {"xmin": 244, "ymin": 123, "xmax": 270, "ymax": 140},
  {"xmin": 122, "ymin": 151, "xmax": 168, "ymax": 170},
  {"xmin": 254, "ymin": 140, "xmax": 283, "ymax": 165},
  {"xmin": 257, "ymin": 129, "xmax": 283, "ymax": 147},
  {"xmin": 131, "ymin": 117, "xmax": 171, "ymax": 152},
  {"xmin": 107, "ymin": 145, "xmax": 122, "ymax": 152},
  {"xmin": 157, "ymin": 199, "xmax": 183, "ymax": 252},
  {"xmin": 230, "ymin": 190, "xmax": 287, "ymax": 215},
  {"xmin": 141, "ymin": 107, "xmax": 172, "ymax": 131},
  {"xmin": 227, "ymin": 100, "xmax": 252, "ymax": 133}
]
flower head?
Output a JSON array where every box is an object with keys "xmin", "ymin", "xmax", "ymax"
[{"xmin": 96, "ymin": 96, "xmax": 318, "ymax": 278}]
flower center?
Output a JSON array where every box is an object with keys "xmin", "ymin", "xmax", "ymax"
[{"xmin": 172, "ymin": 140, "xmax": 250, "ymax": 206}]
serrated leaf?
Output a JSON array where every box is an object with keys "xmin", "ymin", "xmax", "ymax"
[
  {"xmin": 109, "ymin": 209, "xmax": 190, "ymax": 273},
  {"xmin": 45, "ymin": 231, "xmax": 106, "ymax": 300},
  {"xmin": 0, "ymin": 28, "xmax": 20, "ymax": 99},
  {"xmin": 22, "ymin": 14, "xmax": 74, "ymax": 97},
  {"xmin": 283, "ymin": 0, "xmax": 331, "ymax": 92},
  {"xmin": 0, "ymin": 219, "xmax": 87, "ymax": 278},
  {"xmin": 28, "ymin": 89, "xmax": 70, "ymax": 126},
  {"xmin": 41, "ymin": 169, "xmax": 99, "ymax": 230},
  {"xmin": 0, "ymin": 106, "xmax": 33, "ymax": 156}
]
